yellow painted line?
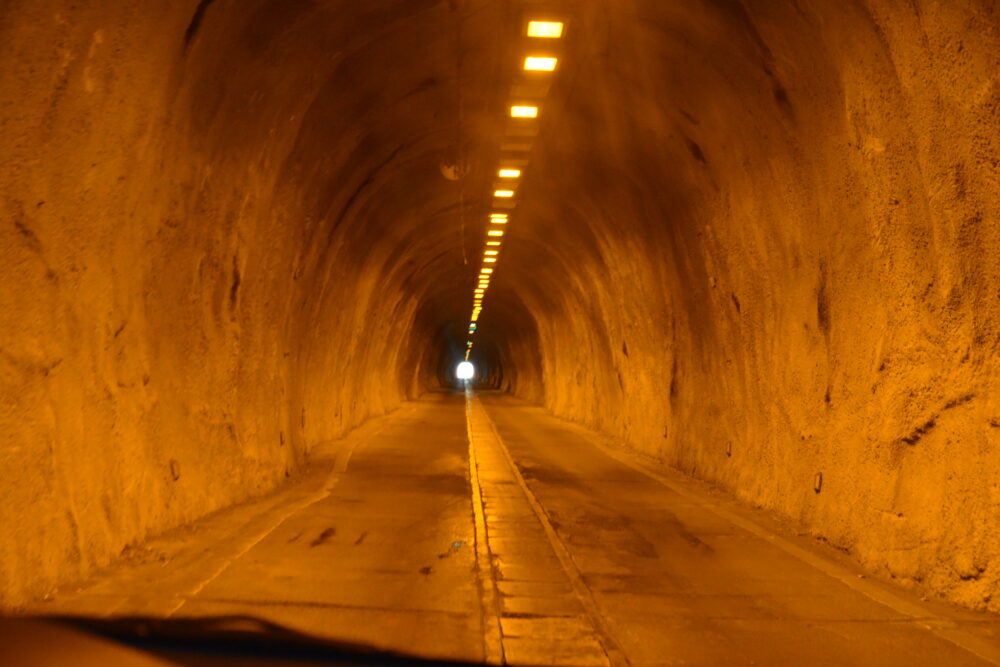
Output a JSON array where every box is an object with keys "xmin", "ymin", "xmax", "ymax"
[
  {"xmin": 465, "ymin": 388, "xmax": 505, "ymax": 665},
  {"xmin": 570, "ymin": 420, "xmax": 1000, "ymax": 667},
  {"xmin": 157, "ymin": 413, "xmax": 406, "ymax": 618},
  {"xmin": 469, "ymin": 396, "xmax": 627, "ymax": 667}
]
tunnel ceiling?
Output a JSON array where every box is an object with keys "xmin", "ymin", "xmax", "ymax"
[{"xmin": 2, "ymin": 0, "xmax": 1000, "ymax": 614}]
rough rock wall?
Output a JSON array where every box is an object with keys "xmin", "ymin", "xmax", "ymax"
[
  {"xmin": 502, "ymin": 0, "xmax": 1000, "ymax": 610},
  {"xmin": 0, "ymin": 0, "xmax": 488, "ymax": 607},
  {"xmin": 2, "ymin": 0, "xmax": 998, "ymax": 615}
]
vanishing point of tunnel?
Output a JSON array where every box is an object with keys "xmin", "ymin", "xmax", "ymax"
[{"xmin": 2, "ymin": 1, "xmax": 1000, "ymax": 665}]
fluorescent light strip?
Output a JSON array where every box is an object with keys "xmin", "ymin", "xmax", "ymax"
[
  {"xmin": 524, "ymin": 56, "xmax": 558, "ymax": 71},
  {"xmin": 527, "ymin": 21, "xmax": 563, "ymax": 38},
  {"xmin": 510, "ymin": 105, "xmax": 538, "ymax": 118}
]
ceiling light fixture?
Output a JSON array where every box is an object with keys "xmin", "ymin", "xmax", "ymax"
[
  {"xmin": 524, "ymin": 56, "xmax": 558, "ymax": 71},
  {"xmin": 527, "ymin": 21, "xmax": 563, "ymax": 38},
  {"xmin": 510, "ymin": 105, "xmax": 538, "ymax": 118}
]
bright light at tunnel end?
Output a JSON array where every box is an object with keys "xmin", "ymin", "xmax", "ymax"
[{"xmin": 456, "ymin": 361, "xmax": 475, "ymax": 381}]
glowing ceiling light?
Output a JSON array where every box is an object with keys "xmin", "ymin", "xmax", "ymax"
[
  {"xmin": 498, "ymin": 168, "xmax": 521, "ymax": 178},
  {"xmin": 474, "ymin": 289, "xmax": 485, "ymax": 294},
  {"xmin": 527, "ymin": 20, "xmax": 563, "ymax": 38},
  {"xmin": 490, "ymin": 213, "xmax": 508, "ymax": 219},
  {"xmin": 487, "ymin": 230, "xmax": 504, "ymax": 237},
  {"xmin": 471, "ymin": 313, "xmax": 479, "ymax": 322},
  {"xmin": 486, "ymin": 241, "xmax": 501, "ymax": 246},
  {"xmin": 524, "ymin": 56, "xmax": 558, "ymax": 71},
  {"xmin": 510, "ymin": 105, "xmax": 538, "ymax": 118},
  {"xmin": 494, "ymin": 189, "xmax": 515, "ymax": 198},
  {"xmin": 490, "ymin": 218, "xmax": 507, "ymax": 224},
  {"xmin": 481, "ymin": 268, "xmax": 494, "ymax": 274},
  {"xmin": 485, "ymin": 250, "xmax": 498, "ymax": 256},
  {"xmin": 484, "ymin": 257, "xmax": 497, "ymax": 263}
]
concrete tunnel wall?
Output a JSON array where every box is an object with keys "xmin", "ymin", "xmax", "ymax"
[{"xmin": 0, "ymin": 0, "xmax": 998, "ymax": 613}]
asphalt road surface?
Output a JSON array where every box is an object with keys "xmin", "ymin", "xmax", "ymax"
[{"xmin": 28, "ymin": 391, "xmax": 1000, "ymax": 666}]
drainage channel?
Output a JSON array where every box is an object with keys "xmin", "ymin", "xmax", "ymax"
[{"xmin": 465, "ymin": 390, "xmax": 627, "ymax": 666}]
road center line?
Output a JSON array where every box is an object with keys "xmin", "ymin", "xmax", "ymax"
[
  {"xmin": 465, "ymin": 387, "xmax": 505, "ymax": 665},
  {"xmin": 467, "ymin": 393, "xmax": 628, "ymax": 666}
]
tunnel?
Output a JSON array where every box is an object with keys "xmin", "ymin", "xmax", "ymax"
[{"xmin": 2, "ymin": 0, "xmax": 1000, "ymax": 664}]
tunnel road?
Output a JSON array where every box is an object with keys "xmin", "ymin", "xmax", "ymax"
[{"xmin": 28, "ymin": 393, "xmax": 1000, "ymax": 665}]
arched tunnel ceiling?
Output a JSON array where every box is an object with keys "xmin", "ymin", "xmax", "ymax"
[
  {"xmin": 1, "ymin": 0, "xmax": 999, "ymax": 615},
  {"xmin": 183, "ymin": 0, "xmax": 512, "ymax": 329}
]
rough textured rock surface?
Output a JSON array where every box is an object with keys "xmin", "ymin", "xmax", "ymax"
[
  {"xmin": 0, "ymin": 0, "xmax": 503, "ymax": 606},
  {"xmin": 1, "ymin": 0, "xmax": 998, "ymax": 614},
  {"xmin": 496, "ymin": 0, "xmax": 1000, "ymax": 612}
]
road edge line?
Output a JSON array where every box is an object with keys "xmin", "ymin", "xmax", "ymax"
[{"xmin": 574, "ymin": 417, "xmax": 1000, "ymax": 666}]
